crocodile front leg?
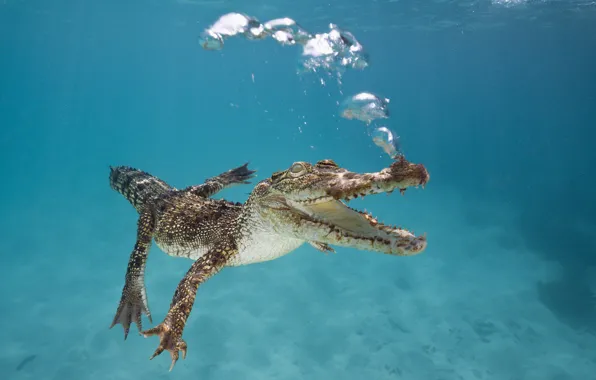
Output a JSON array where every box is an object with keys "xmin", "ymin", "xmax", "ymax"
[
  {"xmin": 141, "ymin": 241, "xmax": 238, "ymax": 371},
  {"xmin": 183, "ymin": 162, "xmax": 256, "ymax": 198},
  {"xmin": 110, "ymin": 207, "xmax": 155, "ymax": 338}
]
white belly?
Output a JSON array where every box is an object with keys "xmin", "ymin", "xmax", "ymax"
[
  {"xmin": 227, "ymin": 230, "xmax": 304, "ymax": 266},
  {"xmin": 154, "ymin": 227, "xmax": 304, "ymax": 266}
]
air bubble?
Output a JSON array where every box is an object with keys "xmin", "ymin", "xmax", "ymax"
[
  {"xmin": 210, "ymin": 13, "xmax": 259, "ymax": 38},
  {"xmin": 371, "ymin": 126, "xmax": 400, "ymax": 158},
  {"xmin": 199, "ymin": 29, "xmax": 224, "ymax": 50},
  {"xmin": 263, "ymin": 18, "xmax": 312, "ymax": 46},
  {"xmin": 199, "ymin": 12, "xmax": 265, "ymax": 50},
  {"xmin": 297, "ymin": 24, "xmax": 369, "ymax": 76},
  {"xmin": 339, "ymin": 92, "xmax": 390, "ymax": 125}
]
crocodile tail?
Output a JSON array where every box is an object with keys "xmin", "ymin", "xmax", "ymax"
[{"xmin": 109, "ymin": 166, "xmax": 173, "ymax": 211}]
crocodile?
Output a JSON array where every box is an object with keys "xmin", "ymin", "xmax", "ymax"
[{"xmin": 108, "ymin": 156, "xmax": 430, "ymax": 370}]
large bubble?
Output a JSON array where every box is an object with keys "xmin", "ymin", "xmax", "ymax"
[
  {"xmin": 339, "ymin": 92, "xmax": 390, "ymax": 125},
  {"xmin": 371, "ymin": 126, "xmax": 400, "ymax": 158},
  {"xmin": 199, "ymin": 12, "xmax": 265, "ymax": 50}
]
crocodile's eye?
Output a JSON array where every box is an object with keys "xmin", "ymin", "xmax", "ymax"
[{"xmin": 289, "ymin": 162, "xmax": 306, "ymax": 177}]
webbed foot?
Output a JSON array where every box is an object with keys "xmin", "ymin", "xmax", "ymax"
[
  {"xmin": 142, "ymin": 322, "xmax": 187, "ymax": 371},
  {"xmin": 110, "ymin": 281, "xmax": 151, "ymax": 339}
]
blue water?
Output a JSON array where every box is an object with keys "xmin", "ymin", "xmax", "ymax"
[{"xmin": 1, "ymin": 0, "xmax": 595, "ymax": 379}]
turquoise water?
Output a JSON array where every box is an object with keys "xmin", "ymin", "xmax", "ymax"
[{"xmin": 1, "ymin": 0, "xmax": 596, "ymax": 379}]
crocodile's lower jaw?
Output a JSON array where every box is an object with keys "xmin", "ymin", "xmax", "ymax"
[{"xmin": 290, "ymin": 198, "xmax": 427, "ymax": 256}]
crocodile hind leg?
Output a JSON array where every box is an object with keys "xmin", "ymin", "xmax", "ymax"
[
  {"xmin": 141, "ymin": 241, "xmax": 238, "ymax": 371},
  {"xmin": 110, "ymin": 207, "xmax": 155, "ymax": 339},
  {"xmin": 183, "ymin": 162, "xmax": 256, "ymax": 198}
]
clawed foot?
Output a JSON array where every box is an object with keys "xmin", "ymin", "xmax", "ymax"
[
  {"xmin": 142, "ymin": 322, "xmax": 187, "ymax": 371},
  {"xmin": 217, "ymin": 162, "xmax": 257, "ymax": 185},
  {"xmin": 110, "ymin": 282, "xmax": 151, "ymax": 339}
]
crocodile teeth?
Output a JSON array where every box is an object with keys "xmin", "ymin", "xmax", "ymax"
[
  {"xmin": 357, "ymin": 208, "xmax": 381, "ymax": 227},
  {"xmin": 362, "ymin": 213, "xmax": 378, "ymax": 226}
]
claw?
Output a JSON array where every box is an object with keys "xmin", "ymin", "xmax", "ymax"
[
  {"xmin": 149, "ymin": 346, "xmax": 164, "ymax": 360},
  {"xmin": 142, "ymin": 322, "xmax": 188, "ymax": 371}
]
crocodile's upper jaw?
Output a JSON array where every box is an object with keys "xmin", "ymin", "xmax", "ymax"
[{"xmin": 249, "ymin": 156, "xmax": 429, "ymax": 256}]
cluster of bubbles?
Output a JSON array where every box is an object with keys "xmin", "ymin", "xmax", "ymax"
[
  {"xmin": 199, "ymin": 13, "xmax": 400, "ymax": 159},
  {"xmin": 298, "ymin": 23, "xmax": 369, "ymax": 75},
  {"xmin": 339, "ymin": 92, "xmax": 400, "ymax": 159},
  {"xmin": 198, "ymin": 13, "xmax": 369, "ymax": 77}
]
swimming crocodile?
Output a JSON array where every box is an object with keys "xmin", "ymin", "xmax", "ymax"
[{"xmin": 108, "ymin": 156, "xmax": 430, "ymax": 370}]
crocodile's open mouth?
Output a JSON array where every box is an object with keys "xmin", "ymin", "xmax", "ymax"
[
  {"xmin": 261, "ymin": 156, "xmax": 429, "ymax": 256},
  {"xmin": 289, "ymin": 195, "xmax": 426, "ymax": 256}
]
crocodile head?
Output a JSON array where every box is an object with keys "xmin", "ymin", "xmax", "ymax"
[{"xmin": 249, "ymin": 155, "xmax": 430, "ymax": 256}]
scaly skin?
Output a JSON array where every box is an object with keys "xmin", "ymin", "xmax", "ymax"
[
  {"xmin": 108, "ymin": 155, "xmax": 429, "ymax": 370},
  {"xmin": 108, "ymin": 163, "xmax": 255, "ymax": 338}
]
